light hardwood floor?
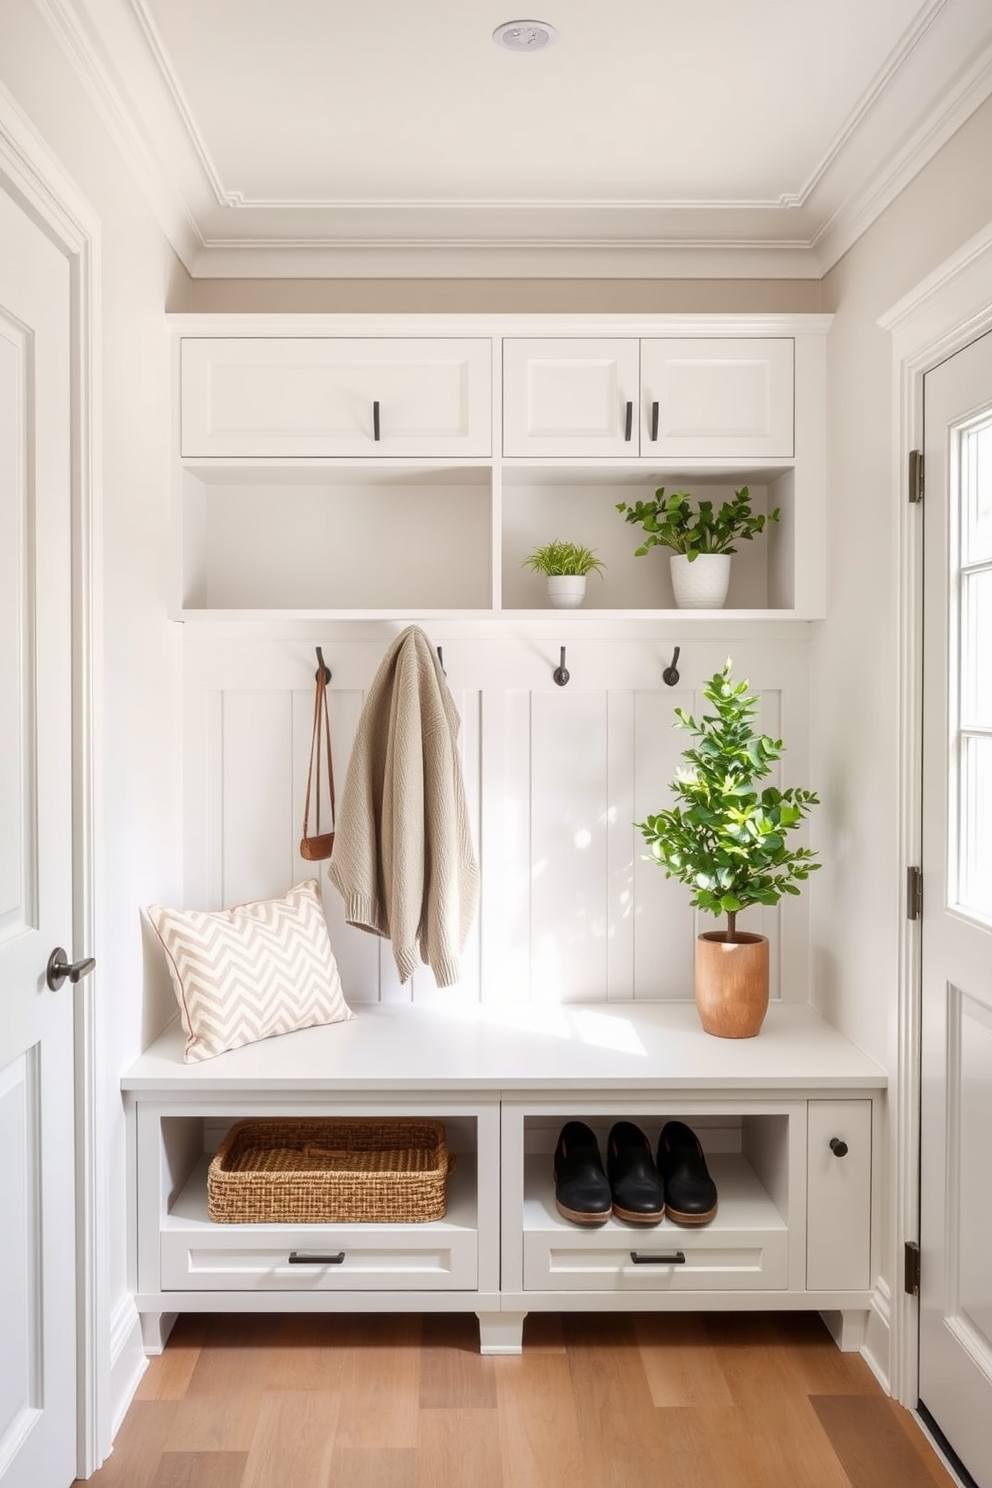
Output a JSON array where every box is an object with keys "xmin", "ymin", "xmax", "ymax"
[{"xmin": 77, "ymin": 1310, "xmax": 961, "ymax": 1488}]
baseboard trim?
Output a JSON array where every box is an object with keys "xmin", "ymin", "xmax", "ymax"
[
  {"xmin": 108, "ymin": 1294, "xmax": 147, "ymax": 1443},
  {"xmin": 861, "ymin": 1278, "xmax": 892, "ymax": 1394}
]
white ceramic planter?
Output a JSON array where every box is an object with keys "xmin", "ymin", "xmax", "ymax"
[
  {"xmin": 670, "ymin": 553, "xmax": 731, "ymax": 609},
  {"xmin": 546, "ymin": 575, "xmax": 587, "ymax": 609}
]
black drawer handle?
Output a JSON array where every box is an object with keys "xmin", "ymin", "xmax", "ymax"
[
  {"xmin": 651, "ymin": 400, "xmax": 659, "ymax": 442},
  {"xmin": 287, "ymin": 1251, "xmax": 345, "ymax": 1265},
  {"xmin": 624, "ymin": 399, "xmax": 633, "ymax": 442},
  {"xmin": 630, "ymin": 1250, "xmax": 686, "ymax": 1265},
  {"xmin": 372, "ymin": 400, "xmax": 381, "ymax": 441},
  {"xmin": 829, "ymin": 1138, "xmax": 849, "ymax": 1157}
]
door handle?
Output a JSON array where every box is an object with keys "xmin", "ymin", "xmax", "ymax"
[
  {"xmin": 630, "ymin": 1250, "xmax": 686, "ymax": 1265},
  {"xmin": 46, "ymin": 948, "xmax": 96, "ymax": 991},
  {"xmin": 624, "ymin": 400, "xmax": 633, "ymax": 442},
  {"xmin": 651, "ymin": 400, "xmax": 659, "ymax": 441},
  {"xmin": 288, "ymin": 1251, "xmax": 345, "ymax": 1265},
  {"xmin": 373, "ymin": 400, "xmax": 381, "ymax": 441}
]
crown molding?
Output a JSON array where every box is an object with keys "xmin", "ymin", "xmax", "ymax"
[{"xmin": 35, "ymin": 0, "xmax": 992, "ymax": 281}]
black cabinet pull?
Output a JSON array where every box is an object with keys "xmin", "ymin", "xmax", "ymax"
[
  {"xmin": 372, "ymin": 400, "xmax": 381, "ymax": 442},
  {"xmin": 287, "ymin": 1251, "xmax": 345, "ymax": 1265},
  {"xmin": 651, "ymin": 400, "xmax": 659, "ymax": 442},
  {"xmin": 624, "ymin": 399, "xmax": 633, "ymax": 442},
  {"xmin": 630, "ymin": 1250, "xmax": 686, "ymax": 1265},
  {"xmin": 829, "ymin": 1137, "xmax": 849, "ymax": 1157}
]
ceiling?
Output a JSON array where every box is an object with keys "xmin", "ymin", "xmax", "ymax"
[{"xmin": 49, "ymin": 0, "xmax": 992, "ymax": 278}]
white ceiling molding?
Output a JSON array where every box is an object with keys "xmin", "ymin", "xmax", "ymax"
[{"xmin": 36, "ymin": 0, "xmax": 992, "ymax": 280}]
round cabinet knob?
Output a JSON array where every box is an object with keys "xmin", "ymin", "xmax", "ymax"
[{"xmin": 829, "ymin": 1137, "xmax": 849, "ymax": 1157}]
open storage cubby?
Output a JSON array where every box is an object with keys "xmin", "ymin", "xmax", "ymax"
[
  {"xmin": 501, "ymin": 466, "xmax": 796, "ymax": 613},
  {"xmin": 179, "ymin": 462, "xmax": 493, "ymax": 615},
  {"xmin": 151, "ymin": 1112, "xmax": 482, "ymax": 1294}
]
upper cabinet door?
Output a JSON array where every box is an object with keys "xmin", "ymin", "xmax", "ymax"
[
  {"xmin": 640, "ymin": 338, "xmax": 794, "ymax": 458},
  {"xmin": 180, "ymin": 338, "xmax": 492, "ymax": 457},
  {"xmin": 502, "ymin": 338, "xmax": 641, "ymax": 457}
]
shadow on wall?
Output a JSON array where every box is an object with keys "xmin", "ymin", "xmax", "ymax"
[{"xmin": 140, "ymin": 910, "xmax": 180, "ymax": 1047}]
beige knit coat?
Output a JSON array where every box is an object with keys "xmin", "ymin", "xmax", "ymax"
[{"xmin": 328, "ymin": 626, "xmax": 479, "ymax": 986}]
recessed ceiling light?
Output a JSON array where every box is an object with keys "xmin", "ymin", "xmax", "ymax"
[{"xmin": 492, "ymin": 19, "xmax": 558, "ymax": 52}]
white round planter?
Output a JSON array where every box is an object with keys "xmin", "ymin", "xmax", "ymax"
[
  {"xmin": 546, "ymin": 574, "xmax": 587, "ymax": 609},
  {"xmin": 670, "ymin": 553, "xmax": 731, "ymax": 609}
]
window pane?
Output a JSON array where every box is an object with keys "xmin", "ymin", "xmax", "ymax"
[
  {"xmin": 958, "ymin": 733, "xmax": 992, "ymax": 921},
  {"xmin": 961, "ymin": 415, "xmax": 992, "ymax": 566},
  {"xmin": 961, "ymin": 568, "xmax": 992, "ymax": 728}
]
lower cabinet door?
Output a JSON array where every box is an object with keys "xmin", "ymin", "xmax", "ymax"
[{"xmin": 806, "ymin": 1099, "xmax": 872, "ymax": 1290}]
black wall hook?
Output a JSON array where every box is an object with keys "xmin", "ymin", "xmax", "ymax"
[
  {"xmin": 553, "ymin": 646, "xmax": 570, "ymax": 687},
  {"xmin": 662, "ymin": 646, "xmax": 681, "ymax": 687},
  {"xmin": 315, "ymin": 646, "xmax": 331, "ymax": 684}
]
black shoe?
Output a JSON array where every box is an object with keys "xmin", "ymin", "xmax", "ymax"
[
  {"xmin": 553, "ymin": 1121, "xmax": 612, "ymax": 1224},
  {"xmin": 607, "ymin": 1121, "xmax": 665, "ymax": 1224},
  {"xmin": 656, "ymin": 1121, "xmax": 718, "ymax": 1225}
]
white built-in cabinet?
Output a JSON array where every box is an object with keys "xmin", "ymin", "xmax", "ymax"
[
  {"xmin": 124, "ymin": 1004, "xmax": 884, "ymax": 1356},
  {"xmin": 501, "ymin": 336, "xmax": 794, "ymax": 457},
  {"xmin": 139, "ymin": 310, "xmax": 885, "ymax": 1359},
  {"xmin": 170, "ymin": 314, "xmax": 828, "ymax": 618}
]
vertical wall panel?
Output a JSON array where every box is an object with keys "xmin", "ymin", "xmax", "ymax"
[
  {"xmin": 632, "ymin": 687, "xmax": 697, "ymax": 998},
  {"xmin": 531, "ymin": 689, "xmax": 610, "ymax": 1001},
  {"xmin": 181, "ymin": 634, "xmax": 816, "ymax": 1014},
  {"xmin": 221, "ymin": 690, "xmax": 294, "ymax": 906}
]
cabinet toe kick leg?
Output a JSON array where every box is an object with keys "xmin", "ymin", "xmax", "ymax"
[{"xmin": 478, "ymin": 1310, "xmax": 526, "ymax": 1354}]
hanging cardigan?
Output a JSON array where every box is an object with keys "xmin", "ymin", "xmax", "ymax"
[{"xmin": 328, "ymin": 626, "xmax": 479, "ymax": 987}]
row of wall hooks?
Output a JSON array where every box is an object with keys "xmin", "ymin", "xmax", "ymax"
[
  {"xmin": 553, "ymin": 644, "xmax": 681, "ymax": 688},
  {"xmin": 314, "ymin": 644, "xmax": 681, "ymax": 690}
]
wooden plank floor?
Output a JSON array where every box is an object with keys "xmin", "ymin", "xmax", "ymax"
[{"xmin": 76, "ymin": 1311, "xmax": 960, "ymax": 1488}]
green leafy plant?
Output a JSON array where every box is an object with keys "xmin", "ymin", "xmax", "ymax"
[
  {"xmin": 522, "ymin": 539, "xmax": 606, "ymax": 577},
  {"xmin": 616, "ymin": 486, "xmax": 778, "ymax": 561},
  {"xmin": 637, "ymin": 662, "xmax": 819, "ymax": 939}
]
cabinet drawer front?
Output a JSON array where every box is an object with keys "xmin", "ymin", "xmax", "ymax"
[
  {"xmin": 807, "ymin": 1099, "xmax": 871, "ymax": 1290},
  {"xmin": 181, "ymin": 337, "xmax": 492, "ymax": 456},
  {"xmin": 503, "ymin": 338, "xmax": 640, "ymax": 456},
  {"xmin": 161, "ymin": 1227, "xmax": 478, "ymax": 1291},
  {"xmin": 640, "ymin": 337, "xmax": 794, "ymax": 457},
  {"xmin": 523, "ymin": 1226, "xmax": 788, "ymax": 1292}
]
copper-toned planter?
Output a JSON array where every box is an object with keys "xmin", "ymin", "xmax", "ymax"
[{"xmin": 694, "ymin": 931, "xmax": 770, "ymax": 1038}]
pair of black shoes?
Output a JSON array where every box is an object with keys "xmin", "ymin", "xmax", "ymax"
[{"xmin": 553, "ymin": 1120, "xmax": 718, "ymax": 1227}]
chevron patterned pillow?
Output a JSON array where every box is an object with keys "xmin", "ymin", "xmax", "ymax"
[{"xmin": 147, "ymin": 879, "xmax": 354, "ymax": 1062}]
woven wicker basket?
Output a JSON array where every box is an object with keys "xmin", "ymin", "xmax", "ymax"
[{"xmin": 207, "ymin": 1117, "xmax": 453, "ymax": 1224}]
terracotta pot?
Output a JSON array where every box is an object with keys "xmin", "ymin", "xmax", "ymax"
[{"xmin": 694, "ymin": 931, "xmax": 769, "ymax": 1038}]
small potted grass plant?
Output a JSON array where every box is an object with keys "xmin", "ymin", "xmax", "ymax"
[
  {"xmin": 616, "ymin": 486, "xmax": 778, "ymax": 609},
  {"xmin": 522, "ymin": 539, "xmax": 606, "ymax": 609}
]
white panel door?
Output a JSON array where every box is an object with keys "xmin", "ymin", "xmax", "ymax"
[
  {"xmin": 920, "ymin": 329, "xmax": 992, "ymax": 1488},
  {"xmin": 180, "ymin": 337, "xmax": 492, "ymax": 457},
  {"xmin": 502, "ymin": 338, "xmax": 640, "ymax": 456},
  {"xmin": 0, "ymin": 189, "xmax": 78, "ymax": 1484},
  {"xmin": 640, "ymin": 338, "xmax": 794, "ymax": 457}
]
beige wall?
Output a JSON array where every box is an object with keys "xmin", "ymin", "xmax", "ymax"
[
  {"xmin": 183, "ymin": 275, "xmax": 821, "ymax": 313},
  {"xmin": 812, "ymin": 92, "xmax": 992, "ymax": 1066}
]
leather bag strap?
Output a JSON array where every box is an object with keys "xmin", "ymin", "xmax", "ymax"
[{"xmin": 302, "ymin": 668, "xmax": 335, "ymax": 839}]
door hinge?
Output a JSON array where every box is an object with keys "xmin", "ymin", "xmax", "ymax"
[
  {"xmin": 905, "ymin": 1239, "xmax": 921, "ymax": 1296},
  {"xmin": 909, "ymin": 449, "xmax": 924, "ymax": 504},
  {"xmin": 907, "ymin": 865, "xmax": 923, "ymax": 921}
]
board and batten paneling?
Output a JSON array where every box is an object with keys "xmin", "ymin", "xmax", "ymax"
[{"xmin": 180, "ymin": 632, "xmax": 812, "ymax": 1009}]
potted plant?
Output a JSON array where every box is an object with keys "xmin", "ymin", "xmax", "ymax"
[
  {"xmin": 522, "ymin": 539, "xmax": 606, "ymax": 609},
  {"xmin": 636, "ymin": 662, "xmax": 819, "ymax": 1037},
  {"xmin": 615, "ymin": 486, "xmax": 778, "ymax": 609}
]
